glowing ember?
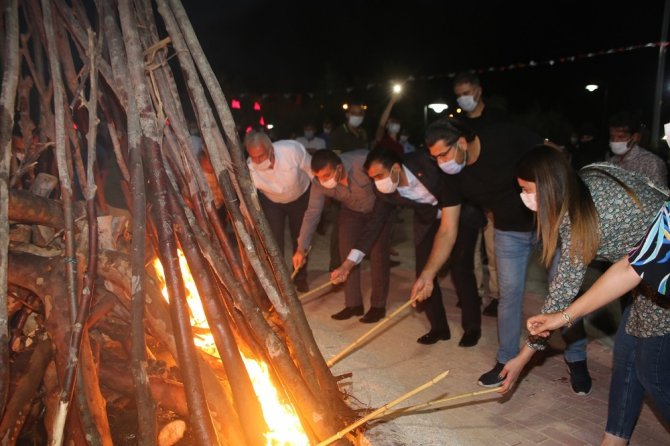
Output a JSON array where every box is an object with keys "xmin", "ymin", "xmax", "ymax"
[{"xmin": 152, "ymin": 251, "xmax": 309, "ymax": 445}]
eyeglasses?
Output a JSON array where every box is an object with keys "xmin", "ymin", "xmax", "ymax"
[{"xmin": 431, "ymin": 141, "xmax": 458, "ymax": 161}]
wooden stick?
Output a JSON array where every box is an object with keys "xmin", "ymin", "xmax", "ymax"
[
  {"xmin": 316, "ymin": 370, "xmax": 450, "ymax": 446},
  {"xmin": 327, "ymin": 297, "xmax": 418, "ymax": 367},
  {"xmin": 371, "ymin": 387, "xmax": 501, "ymax": 420},
  {"xmin": 290, "ymin": 245, "xmax": 311, "ymax": 280},
  {"xmin": 298, "ymin": 279, "xmax": 335, "ymax": 301}
]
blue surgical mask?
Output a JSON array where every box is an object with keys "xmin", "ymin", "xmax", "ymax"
[
  {"xmin": 438, "ymin": 146, "xmax": 467, "ymax": 175},
  {"xmin": 457, "ymin": 95, "xmax": 477, "ymax": 113}
]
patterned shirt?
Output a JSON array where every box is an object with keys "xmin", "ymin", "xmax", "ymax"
[
  {"xmin": 627, "ymin": 201, "xmax": 670, "ymax": 337},
  {"xmin": 609, "ymin": 145, "xmax": 668, "ymax": 188},
  {"xmin": 530, "ymin": 164, "xmax": 669, "ymax": 349}
]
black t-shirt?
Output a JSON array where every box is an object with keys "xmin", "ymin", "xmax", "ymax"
[{"xmin": 442, "ymin": 117, "xmax": 542, "ymax": 232}]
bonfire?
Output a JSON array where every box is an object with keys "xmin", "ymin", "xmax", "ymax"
[{"xmin": 0, "ymin": 0, "xmax": 356, "ymax": 444}]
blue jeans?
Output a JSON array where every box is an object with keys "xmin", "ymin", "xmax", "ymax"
[
  {"xmin": 606, "ymin": 306, "xmax": 670, "ymax": 440},
  {"xmin": 495, "ymin": 229, "xmax": 536, "ymax": 364}
]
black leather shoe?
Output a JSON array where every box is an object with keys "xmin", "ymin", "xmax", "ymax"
[
  {"xmin": 331, "ymin": 306, "xmax": 364, "ymax": 320},
  {"xmin": 417, "ymin": 330, "xmax": 451, "ymax": 345},
  {"xmin": 360, "ymin": 307, "xmax": 386, "ymax": 323},
  {"xmin": 458, "ymin": 329, "xmax": 481, "ymax": 347}
]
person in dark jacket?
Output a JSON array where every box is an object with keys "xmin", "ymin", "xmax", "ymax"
[{"xmin": 331, "ymin": 148, "xmax": 485, "ymax": 346}]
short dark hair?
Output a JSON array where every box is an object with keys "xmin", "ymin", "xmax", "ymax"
[
  {"xmin": 453, "ymin": 71, "xmax": 481, "ymax": 88},
  {"xmin": 425, "ymin": 117, "xmax": 477, "ymax": 148},
  {"xmin": 311, "ymin": 149, "xmax": 342, "ymax": 172},
  {"xmin": 608, "ymin": 111, "xmax": 641, "ymax": 134},
  {"xmin": 364, "ymin": 148, "xmax": 402, "ymax": 171}
]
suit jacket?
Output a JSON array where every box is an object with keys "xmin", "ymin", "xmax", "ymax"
[{"xmin": 354, "ymin": 150, "xmax": 448, "ymax": 254}]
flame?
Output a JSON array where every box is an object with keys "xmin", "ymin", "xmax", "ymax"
[{"xmin": 152, "ymin": 251, "xmax": 309, "ymax": 446}]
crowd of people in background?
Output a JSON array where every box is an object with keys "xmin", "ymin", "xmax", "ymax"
[{"xmin": 194, "ymin": 71, "xmax": 670, "ymax": 446}]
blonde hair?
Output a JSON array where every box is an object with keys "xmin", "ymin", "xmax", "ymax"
[{"xmin": 516, "ymin": 146, "xmax": 600, "ymax": 267}]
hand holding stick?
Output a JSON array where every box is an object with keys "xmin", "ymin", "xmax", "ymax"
[
  {"xmin": 290, "ymin": 245, "xmax": 311, "ymax": 280},
  {"xmin": 327, "ymin": 297, "xmax": 418, "ymax": 367},
  {"xmin": 316, "ymin": 370, "xmax": 450, "ymax": 446}
]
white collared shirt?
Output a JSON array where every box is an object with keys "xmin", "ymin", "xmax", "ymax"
[
  {"xmin": 247, "ymin": 140, "xmax": 313, "ymax": 203},
  {"xmin": 346, "ymin": 165, "xmax": 441, "ymax": 265},
  {"xmin": 397, "ymin": 165, "xmax": 438, "ymax": 205}
]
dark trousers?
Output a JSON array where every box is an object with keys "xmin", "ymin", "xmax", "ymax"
[
  {"xmin": 450, "ymin": 204, "xmax": 485, "ymax": 332},
  {"xmin": 259, "ymin": 187, "xmax": 310, "ymax": 285},
  {"xmin": 339, "ymin": 207, "xmax": 391, "ymax": 309},
  {"xmin": 415, "ymin": 219, "xmax": 449, "ymax": 332}
]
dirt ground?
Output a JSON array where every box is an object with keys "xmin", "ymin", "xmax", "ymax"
[{"xmin": 295, "ymin": 208, "xmax": 669, "ymax": 446}]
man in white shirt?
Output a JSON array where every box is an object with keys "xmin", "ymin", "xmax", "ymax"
[
  {"xmin": 245, "ymin": 131, "xmax": 313, "ymax": 291},
  {"xmin": 296, "ymin": 123, "xmax": 327, "ymax": 154}
]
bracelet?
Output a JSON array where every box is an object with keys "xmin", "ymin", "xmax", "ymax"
[{"xmin": 562, "ymin": 310, "xmax": 572, "ymax": 328}]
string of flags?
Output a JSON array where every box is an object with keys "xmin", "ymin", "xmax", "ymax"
[{"xmin": 231, "ymin": 41, "xmax": 668, "ymax": 101}]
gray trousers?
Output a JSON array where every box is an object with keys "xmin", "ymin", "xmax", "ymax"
[{"xmin": 338, "ymin": 207, "xmax": 391, "ymax": 309}]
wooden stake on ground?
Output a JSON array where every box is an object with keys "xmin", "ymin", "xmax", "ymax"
[
  {"xmin": 371, "ymin": 387, "xmax": 501, "ymax": 420},
  {"xmin": 326, "ymin": 297, "xmax": 418, "ymax": 367},
  {"xmin": 290, "ymin": 245, "xmax": 311, "ymax": 280},
  {"xmin": 316, "ymin": 370, "xmax": 450, "ymax": 446},
  {"xmin": 298, "ymin": 279, "xmax": 335, "ymax": 301}
]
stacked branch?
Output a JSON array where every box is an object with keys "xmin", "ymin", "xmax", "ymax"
[{"xmin": 0, "ymin": 0, "xmax": 355, "ymax": 444}]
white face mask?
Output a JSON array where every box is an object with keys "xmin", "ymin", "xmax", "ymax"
[
  {"xmin": 304, "ymin": 130, "xmax": 315, "ymax": 139},
  {"xmin": 609, "ymin": 141, "xmax": 631, "ymax": 156},
  {"xmin": 387, "ymin": 123, "xmax": 401, "ymax": 134},
  {"xmin": 319, "ymin": 167, "xmax": 340, "ymax": 189},
  {"xmin": 457, "ymin": 95, "xmax": 478, "ymax": 113},
  {"xmin": 348, "ymin": 115, "xmax": 364, "ymax": 128},
  {"xmin": 519, "ymin": 192, "xmax": 537, "ymax": 211},
  {"xmin": 253, "ymin": 158, "xmax": 272, "ymax": 171},
  {"xmin": 438, "ymin": 146, "xmax": 467, "ymax": 175},
  {"xmin": 374, "ymin": 167, "xmax": 400, "ymax": 194},
  {"xmin": 323, "ymin": 126, "xmax": 332, "ymax": 134}
]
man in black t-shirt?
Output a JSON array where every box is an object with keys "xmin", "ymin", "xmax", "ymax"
[{"xmin": 410, "ymin": 116, "xmax": 547, "ymax": 390}]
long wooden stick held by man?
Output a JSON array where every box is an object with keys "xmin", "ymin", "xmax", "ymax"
[
  {"xmin": 316, "ymin": 370, "xmax": 450, "ymax": 446},
  {"xmin": 327, "ymin": 297, "xmax": 419, "ymax": 367},
  {"xmin": 371, "ymin": 387, "xmax": 501, "ymax": 420},
  {"xmin": 298, "ymin": 279, "xmax": 335, "ymax": 301}
]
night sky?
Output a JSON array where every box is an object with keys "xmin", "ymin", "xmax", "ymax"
[{"xmin": 181, "ymin": 1, "xmax": 670, "ymax": 143}]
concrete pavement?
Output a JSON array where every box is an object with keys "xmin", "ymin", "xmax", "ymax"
[{"xmin": 295, "ymin": 208, "xmax": 669, "ymax": 445}]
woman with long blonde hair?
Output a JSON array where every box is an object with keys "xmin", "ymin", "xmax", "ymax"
[{"xmin": 500, "ymin": 145, "xmax": 668, "ymax": 444}]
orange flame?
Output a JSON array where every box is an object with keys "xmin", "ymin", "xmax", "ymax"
[{"xmin": 152, "ymin": 251, "xmax": 309, "ymax": 445}]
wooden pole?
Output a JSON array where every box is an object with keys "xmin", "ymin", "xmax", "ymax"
[
  {"xmin": 327, "ymin": 298, "xmax": 418, "ymax": 367},
  {"xmin": 371, "ymin": 387, "xmax": 501, "ymax": 420},
  {"xmin": 298, "ymin": 279, "xmax": 335, "ymax": 301},
  {"xmin": 316, "ymin": 370, "xmax": 450, "ymax": 446},
  {"xmin": 0, "ymin": 0, "xmax": 20, "ymax": 417}
]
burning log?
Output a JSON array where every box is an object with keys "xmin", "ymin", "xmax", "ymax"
[{"xmin": 1, "ymin": 0, "xmax": 362, "ymax": 444}]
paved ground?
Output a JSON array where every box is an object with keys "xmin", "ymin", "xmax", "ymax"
[{"xmin": 294, "ymin": 208, "xmax": 670, "ymax": 445}]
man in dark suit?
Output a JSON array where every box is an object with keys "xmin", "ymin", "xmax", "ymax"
[{"xmin": 331, "ymin": 148, "xmax": 485, "ymax": 346}]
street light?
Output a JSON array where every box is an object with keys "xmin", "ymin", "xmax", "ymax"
[
  {"xmin": 424, "ymin": 102, "xmax": 449, "ymax": 127},
  {"xmin": 585, "ymin": 84, "xmax": 599, "ymax": 92}
]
